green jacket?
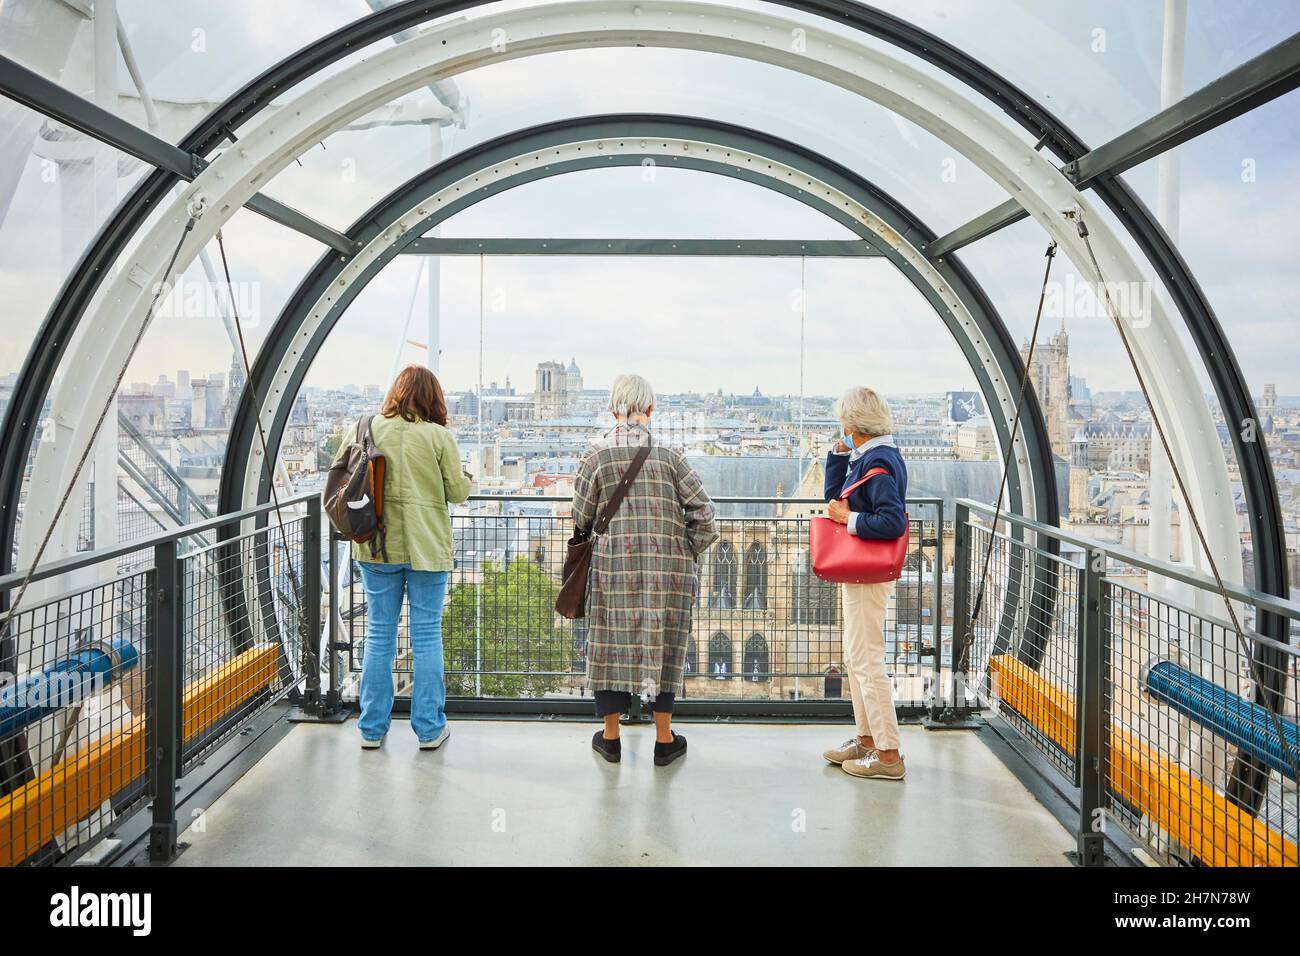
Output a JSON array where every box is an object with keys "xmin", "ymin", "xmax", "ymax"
[{"xmin": 335, "ymin": 414, "xmax": 472, "ymax": 572}]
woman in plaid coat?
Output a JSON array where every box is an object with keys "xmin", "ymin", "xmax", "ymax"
[{"xmin": 574, "ymin": 374, "xmax": 718, "ymax": 766}]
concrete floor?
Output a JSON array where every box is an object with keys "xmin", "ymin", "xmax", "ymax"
[{"xmin": 175, "ymin": 719, "xmax": 1074, "ymax": 866}]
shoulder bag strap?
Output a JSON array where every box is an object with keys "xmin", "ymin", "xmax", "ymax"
[
  {"xmin": 593, "ymin": 439, "xmax": 652, "ymax": 535},
  {"xmin": 838, "ymin": 465, "xmax": 890, "ymax": 501}
]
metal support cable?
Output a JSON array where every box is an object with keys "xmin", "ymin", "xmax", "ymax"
[
  {"xmin": 215, "ymin": 229, "xmax": 310, "ymax": 675},
  {"xmin": 958, "ymin": 241, "xmax": 1058, "ymax": 678},
  {"xmin": 1073, "ymin": 214, "xmax": 1300, "ymax": 785},
  {"xmin": 0, "ymin": 215, "xmax": 197, "ymax": 641}
]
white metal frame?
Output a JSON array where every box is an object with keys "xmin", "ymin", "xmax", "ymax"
[{"xmin": 20, "ymin": 0, "xmax": 1240, "ymax": 585}]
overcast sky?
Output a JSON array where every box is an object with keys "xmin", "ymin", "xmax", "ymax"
[{"xmin": 2, "ymin": 0, "xmax": 1298, "ymax": 407}]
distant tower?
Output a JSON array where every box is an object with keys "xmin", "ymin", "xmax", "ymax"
[
  {"xmin": 565, "ymin": 357, "xmax": 583, "ymax": 396},
  {"xmin": 224, "ymin": 352, "xmax": 246, "ymax": 426},
  {"xmin": 1020, "ymin": 329, "xmax": 1071, "ymax": 460},
  {"xmin": 534, "ymin": 360, "xmax": 569, "ymax": 419},
  {"xmin": 1068, "ymin": 429, "xmax": 1090, "ymax": 520},
  {"xmin": 1259, "ymin": 383, "xmax": 1278, "ymax": 433}
]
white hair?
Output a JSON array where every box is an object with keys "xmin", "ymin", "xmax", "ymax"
[
  {"xmin": 608, "ymin": 373, "xmax": 656, "ymax": 417},
  {"xmin": 833, "ymin": 386, "xmax": 893, "ymax": 437}
]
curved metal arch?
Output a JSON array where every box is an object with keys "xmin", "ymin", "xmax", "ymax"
[
  {"xmin": 15, "ymin": 1, "xmax": 1236, "ymax": 597},
  {"xmin": 216, "ymin": 115, "xmax": 1059, "ymax": 527},
  {"xmin": 0, "ymin": 0, "xmax": 1279, "ymax": 626}
]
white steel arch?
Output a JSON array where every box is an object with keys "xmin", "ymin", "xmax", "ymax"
[{"xmin": 20, "ymin": 0, "xmax": 1239, "ymax": 583}]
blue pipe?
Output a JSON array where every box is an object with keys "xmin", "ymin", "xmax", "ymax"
[
  {"xmin": 0, "ymin": 638, "xmax": 140, "ymax": 738},
  {"xmin": 1142, "ymin": 658, "xmax": 1299, "ymax": 781}
]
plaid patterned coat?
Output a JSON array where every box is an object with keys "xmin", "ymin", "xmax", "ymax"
[{"xmin": 574, "ymin": 423, "xmax": 719, "ymax": 697}]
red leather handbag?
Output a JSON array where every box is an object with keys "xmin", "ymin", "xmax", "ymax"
[{"xmin": 810, "ymin": 467, "xmax": 909, "ymax": 584}]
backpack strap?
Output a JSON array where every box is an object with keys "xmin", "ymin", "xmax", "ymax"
[
  {"xmin": 359, "ymin": 414, "xmax": 389, "ymax": 561},
  {"xmin": 838, "ymin": 465, "xmax": 890, "ymax": 501}
]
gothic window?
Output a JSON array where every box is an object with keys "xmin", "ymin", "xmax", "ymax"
[
  {"xmin": 711, "ymin": 540, "xmax": 737, "ymax": 609},
  {"xmin": 792, "ymin": 550, "xmax": 837, "ymax": 626},
  {"xmin": 684, "ymin": 636, "xmax": 698, "ymax": 675},
  {"xmin": 744, "ymin": 633, "xmax": 770, "ymax": 683},
  {"xmin": 708, "ymin": 632, "xmax": 733, "ymax": 679},
  {"xmin": 743, "ymin": 542, "xmax": 768, "ymax": 610}
]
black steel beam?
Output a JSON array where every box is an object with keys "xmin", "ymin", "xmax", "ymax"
[
  {"xmin": 0, "ymin": 53, "xmax": 357, "ymax": 255},
  {"xmin": 1065, "ymin": 31, "xmax": 1300, "ymax": 185},
  {"xmin": 241, "ymin": 192, "xmax": 359, "ymax": 255},
  {"xmin": 924, "ymin": 199, "xmax": 1027, "ymax": 260},
  {"xmin": 400, "ymin": 237, "xmax": 880, "ymax": 256},
  {"xmin": 0, "ymin": 52, "xmax": 197, "ymax": 178},
  {"xmin": 927, "ymin": 30, "xmax": 1300, "ymax": 258}
]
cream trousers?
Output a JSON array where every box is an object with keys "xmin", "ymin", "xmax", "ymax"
[{"xmin": 840, "ymin": 581, "xmax": 900, "ymax": 751}]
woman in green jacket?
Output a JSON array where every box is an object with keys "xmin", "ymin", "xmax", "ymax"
[{"xmin": 336, "ymin": 365, "xmax": 471, "ymax": 750}]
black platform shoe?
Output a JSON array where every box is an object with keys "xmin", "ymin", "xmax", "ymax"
[
  {"xmin": 654, "ymin": 732, "xmax": 687, "ymax": 767},
  {"xmin": 592, "ymin": 730, "xmax": 621, "ymax": 763}
]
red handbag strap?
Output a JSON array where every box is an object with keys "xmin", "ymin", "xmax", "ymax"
[{"xmin": 839, "ymin": 466, "xmax": 889, "ymax": 500}]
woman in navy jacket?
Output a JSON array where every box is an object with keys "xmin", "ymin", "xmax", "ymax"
[{"xmin": 820, "ymin": 387, "xmax": 909, "ymax": 781}]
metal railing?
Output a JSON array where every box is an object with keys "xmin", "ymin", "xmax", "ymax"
[
  {"xmin": 0, "ymin": 492, "xmax": 318, "ymax": 866},
  {"xmin": 330, "ymin": 495, "xmax": 946, "ymax": 715},
  {"xmin": 955, "ymin": 498, "xmax": 1299, "ymax": 867}
]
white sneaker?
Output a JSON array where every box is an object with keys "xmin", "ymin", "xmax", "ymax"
[
  {"xmin": 360, "ymin": 734, "xmax": 385, "ymax": 750},
  {"xmin": 419, "ymin": 728, "xmax": 451, "ymax": 750}
]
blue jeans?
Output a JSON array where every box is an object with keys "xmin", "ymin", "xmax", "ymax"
[{"xmin": 358, "ymin": 562, "xmax": 450, "ymax": 742}]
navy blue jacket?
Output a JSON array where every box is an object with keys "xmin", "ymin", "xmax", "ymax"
[{"xmin": 823, "ymin": 443, "xmax": 909, "ymax": 540}]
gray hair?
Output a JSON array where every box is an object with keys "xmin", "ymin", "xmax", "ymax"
[
  {"xmin": 608, "ymin": 373, "xmax": 656, "ymax": 417},
  {"xmin": 833, "ymin": 386, "xmax": 893, "ymax": 437}
]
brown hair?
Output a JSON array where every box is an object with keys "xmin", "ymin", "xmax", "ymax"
[{"xmin": 382, "ymin": 365, "xmax": 449, "ymax": 425}]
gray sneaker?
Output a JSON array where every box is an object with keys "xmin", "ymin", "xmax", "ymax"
[
  {"xmin": 419, "ymin": 728, "xmax": 451, "ymax": 750},
  {"xmin": 823, "ymin": 737, "xmax": 873, "ymax": 765}
]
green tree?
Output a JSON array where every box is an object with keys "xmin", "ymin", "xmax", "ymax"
[
  {"xmin": 442, "ymin": 558, "xmax": 573, "ymax": 698},
  {"xmin": 322, "ymin": 427, "xmax": 345, "ymax": 460}
]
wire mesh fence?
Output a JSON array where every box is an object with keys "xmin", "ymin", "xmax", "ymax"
[
  {"xmin": 958, "ymin": 498, "xmax": 1299, "ymax": 867},
  {"xmin": 0, "ymin": 570, "xmax": 152, "ymax": 867},
  {"xmin": 1103, "ymin": 581, "xmax": 1298, "ymax": 867},
  {"xmin": 179, "ymin": 516, "xmax": 309, "ymax": 771},
  {"xmin": 337, "ymin": 496, "xmax": 945, "ymax": 707},
  {"xmin": 0, "ymin": 493, "xmax": 319, "ymax": 867},
  {"xmin": 962, "ymin": 520, "xmax": 1082, "ymax": 780}
]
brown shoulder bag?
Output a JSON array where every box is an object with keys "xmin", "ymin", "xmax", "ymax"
[{"xmin": 554, "ymin": 441, "xmax": 652, "ymax": 620}]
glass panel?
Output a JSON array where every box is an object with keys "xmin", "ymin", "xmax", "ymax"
[
  {"xmin": 865, "ymin": 0, "xmax": 1166, "ymax": 148},
  {"xmin": 112, "ymin": 204, "xmax": 326, "ymax": 523},
  {"xmin": 304, "ymin": 172, "xmax": 983, "ymax": 401},
  {"xmin": 1126, "ymin": 89, "xmax": 1300, "ymax": 582},
  {"xmin": 1183, "ymin": 0, "xmax": 1300, "ymax": 95},
  {"xmin": 258, "ymin": 47, "xmax": 1012, "ymax": 236},
  {"xmin": 864, "ymin": 0, "xmax": 1299, "ymax": 150},
  {"xmin": 0, "ymin": 0, "xmax": 364, "ymax": 143},
  {"xmin": 0, "ymin": 98, "xmax": 149, "ymax": 433}
]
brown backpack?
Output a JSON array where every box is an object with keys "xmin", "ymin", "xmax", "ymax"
[{"xmin": 322, "ymin": 415, "xmax": 388, "ymax": 561}]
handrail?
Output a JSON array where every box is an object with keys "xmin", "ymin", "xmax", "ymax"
[
  {"xmin": 0, "ymin": 491, "xmax": 316, "ymax": 593},
  {"xmin": 957, "ymin": 496, "xmax": 1300, "ymax": 623},
  {"xmin": 462, "ymin": 493, "xmax": 945, "ymax": 507}
]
